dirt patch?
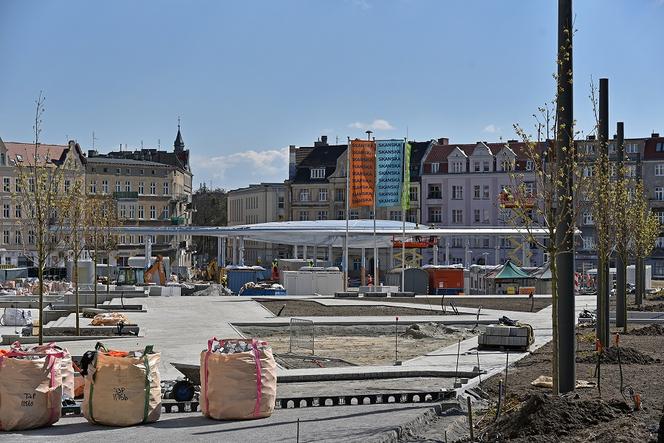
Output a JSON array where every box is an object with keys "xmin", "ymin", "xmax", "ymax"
[
  {"xmin": 240, "ymin": 324, "xmax": 479, "ymax": 366},
  {"xmin": 576, "ymin": 346, "xmax": 657, "ymax": 365},
  {"xmin": 628, "ymin": 302, "xmax": 664, "ymax": 312},
  {"xmin": 274, "ymin": 354, "xmax": 355, "ymax": 369},
  {"xmin": 625, "ymin": 324, "xmax": 664, "ymax": 336},
  {"xmin": 258, "ymin": 299, "xmax": 440, "ymax": 317},
  {"xmin": 483, "ymin": 394, "xmax": 634, "ymax": 442},
  {"xmin": 384, "ymin": 296, "xmax": 552, "ymax": 313}
]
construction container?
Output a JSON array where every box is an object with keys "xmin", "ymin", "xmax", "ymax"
[
  {"xmin": 422, "ymin": 265, "xmax": 464, "ymax": 295},
  {"xmin": 384, "ymin": 268, "xmax": 429, "ymax": 295},
  {"xmin": 282, "ymin": 269, "xmax": 343, "ymax": 295},
  {"xmin": 226, "ymin": 266, "xmax": 266, "ymax": 294}
]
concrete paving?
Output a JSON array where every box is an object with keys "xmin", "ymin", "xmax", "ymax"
[{"xmin": 3, "ymin": 403, "xmax": 435, "ymax": 443}]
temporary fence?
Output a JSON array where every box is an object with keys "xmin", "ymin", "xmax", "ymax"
[{"xmin": 289, "ymin": 318, "xmax": 315, "ymax": 355}]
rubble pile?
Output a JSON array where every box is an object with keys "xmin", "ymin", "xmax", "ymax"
[{"xmin": 576, "ymin": 346, "xmax": 657, "ymax": 365}]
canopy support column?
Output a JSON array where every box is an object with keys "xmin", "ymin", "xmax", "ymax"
[
  {"xmin": 360, "ymin": 247, "xmax": 366, "ymax": 286},
  {"xmin": 445, "ymin": 240, "xmax": 450, "ymax": 266},
  {"xmin": 433, "ymin": 242, "xmax": 439, "ymax": 266},
  {"xmin": 239, "ymin": 237, "xmax": 245, "ymax": 266}
]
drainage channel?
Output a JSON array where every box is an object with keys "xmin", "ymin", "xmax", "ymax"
[{"xmin": 61, "ymin": 390, "xmax": 456, "ymax": 416}]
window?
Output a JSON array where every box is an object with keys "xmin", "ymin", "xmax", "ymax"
[
  {"xmin": 278, "ymin": 196, "xmax": 285, "ymax": 209},
  {"xmin": 14, "ymin": 179, "xmax": 20, "ymax": 193},
  {"xmin": 337, "ymin": 210, "xmax": 345, "ymax": 220},
  {"xmin": 319, "ymin": 188, "xmax": 328, "ymax": 201},
  {"xmin": 138, "ymin": 182, "xmax": 145, "ymax": 194},
  {"xmin": 524, "ymin": 182, "xmax": 535, "ymax": 196},
  {"xmin": 2, "ymin": 230, "xmax": 8, "ymax": 244},
  {"xmin": 582, "ymin": 236, "xmax": 596, "ymax": 250},
  {"xmin": 310, "ymin": 167, "xmax": 326, "ymax": 179},
  {"xmin": 483, "ymin": 185, "xmax": 490, "ymax": 199},
  {"xmin": 317, "ymin": 210, "xmax": 328, "ymax": 220},
  {"xmin": 299, "ymin": 211, "xmax": 309, "ymax": 221},
  {"xmin": 2, "ymin": 178, "xmax": 9, "ymax": 192},
  {"xmin": 299, "ymin": 189, "xmax": 310, "ymax": 202},
  {"xmin": 582, "ymin": 166, "xmax": 595, "ymax": 177},
  {"xmin": 656, "ymin": 187, "xmax": 664, "ymax": 201},
  {"xmin": 483, "ymin": 161, "xmax": 490, "ymax": 172},
  {"xmin": 138, "ymin": 235, "xmax": 144, "ymax": 244},
  {"xmin": 655, "ymin": 210, "xmax": 664, "ymax": 225},
  {"xmin": 585, "ymin": 144, "xmax": 595, "ymax": 154},
  {"xmin": 526, "ymin": 160, "xmax": 534, "ymax": 171},
  {"xmin": 163, "ymin": 182, "xmax": 170, "ymax": 195},
  {"xmin": 335, "ymin": 189, "xmax": 344, "ymax": 202},
  {"xmin": 474, "ymin": 209, "xmax": 481, "ymax": 223},
  {"xmin": 138, "ymin": 206, "xmax": 145, "ymax": 219},
  {"xmin": 140, "ymin": 169, "xmax": 144, "ymax": 175},
  {"xmin": 119, "ymin": 205, "xmax": 127, "ymax": 219},
  {"xmin": 3, "ymin": 204, "xmax": 9, "ymax": 218},
  {"xmin": 101, "ymin": 180, "xmax": 108, "ymax": 194},
  {"xmin": 350, "ymin": 210, "xmax": 359, "ymax": 220},
  {"xmin": 473, "ymin": 161, "xmax": 480, "ymax": 172},
  {"xmin": 29, "ymin": 178, "xmax": 35, "ymax": 192},
  {"xmin": 15, "ymin": 231, "xmax": 21, "ymax": 245},
  {"xmin": 115, "ymin": 181, "xmax": 121, "ymax": 192},
  {"xmin": 28, "ymin": 230, "xmax": 35, "ymax": 245},
  {"xmin": 429, "ymin": 207, "xmax": 441, "ymax": 223},
  {"xmin": 656, "ymin": 164, "xmax": 664, "ymax": 176},
  {"xmin": 116, "ymin": 168, "xmax": 121, "ymax": 174},
  {"xmin": 483, "ymin": 209, "xmax": 490, "ymax": 224},
  {"xmin": 626, "ymin": 165, "xmax": 636, "ymax": 177},
  {"xmin": 122, "ymin": 181, "xmax": 129, "ymax": 192},
  {"xmin": 129, "ymin": 206, "xmax": 136, "ymax": 219},
  {"xmin": 626, "ymin": 143, "xmax": 638, "ymax": 154},
  {"xmin": 473, "ymin": 185, "xmax": 481, "ymax": 199},
  {"xmin": 150, "ymin": 205, "xmax": 156, "ymax": 219},
  {"xmin": 151, "ymin": 170, "xmax": 155, "ymax": 175},
  {"xmin": 608, "ymin": 143, "xmax": 616, "ymax": 154},
  {"xmin": 452, "ymin": 185, "xmax": 463, "ymax": 200},
  {"xmin": 428, "ymin": 184, "xmax": 441, "ymax": 199},
  {"xmin": 150, "ymin": 182, "xmax": 156, "ymax": 195},
  {"xmin": 389, "ymin": 210, "xmax": 401, "ymax": 221},
  {"xmin": 163, "ymin": 207, "xmax": 169, "ymax": 219},
  {"xmin": 452, "ymin": 209, "xmax": 463, "ymax": 224},
  {"xmin": 431, "ymin": 163, "xmax": 440, "ymax": 173},
  {"xmin": 499, "ymin": 159, "xmax": 515, "ymax": 172},
  {"xmin": 452, "ymin": 161, "xmax": 464, "ymax": 173},
  {"xmin": 409, "ymin": 186, "xmax": 418, "ymax": 202},
  {"xmin": 15, "ymin": 204, "xmax": 21, "ymax": 218},
  {"xmin": 582, "ymin": 211, "xmax": 594, "ymax": 225},
  {"xmin": 452, "ymin": 237, "xmax": 464, "ymax": 248},
  {"xmin": 657, "ymin": 142, "xmax": 664, "ymax": 153}
]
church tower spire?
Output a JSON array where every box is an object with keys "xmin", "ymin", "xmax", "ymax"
[{"xmin": 174, "ymin": 116, "xmax": 185, "ymax": 152}]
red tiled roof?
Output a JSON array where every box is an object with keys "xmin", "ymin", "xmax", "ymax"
[
  {"xmin": 424, "ymin": 141, "xmax": 534, "ymax": 164},
  {"xmin": 4, "ymin": 142, "xmax": 68, "ymax": 166},
  {"xmin": 644, "ymin": 136, "xmax": 664, "ymax": 160}
]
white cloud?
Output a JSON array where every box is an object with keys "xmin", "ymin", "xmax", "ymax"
[
  {"xmin": 483, "ymin": 124, "xmax": 499, "ymax": 133},
  {"xmin": 191, "ymin": 147, "xmax": 289, "ymax": 190},
  {"xmin": 348, "ymin": 0, "xmax": 371, "ymax": 10},
  {"xmin": 348, "ymin": 119, "xmax": 395, "ymax": 131}
]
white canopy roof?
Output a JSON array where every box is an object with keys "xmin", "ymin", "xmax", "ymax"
[{"xmin": 114, "ymin": 220, "xmax": 550, "ymax": 249}]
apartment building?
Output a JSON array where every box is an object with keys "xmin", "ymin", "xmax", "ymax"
[
  {"xmin": 0, "ymin": 138, "xmax": 86, "ymax": 267},
  {"xmin": 226, "ymin": 182, "xmax": 288, "ymax": 264},
  {"xmin": 420, "ymin": 140, "xmax": 543, "ymax": 267},
  {"xmin": 84, "ymin": 126, "xmax": 194, "ymax": 267}
]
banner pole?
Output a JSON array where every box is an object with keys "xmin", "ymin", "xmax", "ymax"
[
  {"xmin": 344, "ymin": 137, "xmax": 350, "ymax": 291},
  {"xmin": 402, "ymin": 138, "xmax": 407, "ymax": 292},
  {"xmin": 373, "ymin": 140, "xmax": 378, "ymax": 287}
]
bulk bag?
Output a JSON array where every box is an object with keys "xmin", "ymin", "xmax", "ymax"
[
  {"xmin": 0, "ymin": 343, "xmax": 69, "ymax": 431},
  {"xmin": 201, "ymin": 338, "xmax": 277, "ymax": 420},
  {"xmin": 83, "ymin": 343, "xmax": 161, "ymax": 426}
]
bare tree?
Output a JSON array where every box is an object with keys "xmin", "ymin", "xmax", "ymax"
[
  {"xmin": 12, "ymin": 93, "xmax": 75, "ymax": 344},
  {"xmin": 99, "ymin": 195, "xmax": 119, "ymax": 294},
  {"xmin": 506, "ymin": 99, "xmax": 587, "ymax": 394},
  {"xmin": 62, "ymin": 177, "xmax": 89, "ymax": 335},
  {"xmin": 629, "ymin": 181, "xmax": 660, "ymax": 305},
  {"xmin": 85, "ymin": 196, "xmax": 104, "ymax": 308}
]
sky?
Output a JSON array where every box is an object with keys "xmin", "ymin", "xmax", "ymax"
[{"xmin": 1, "ymin": 0, "xmax": 663, "ymax": 190}]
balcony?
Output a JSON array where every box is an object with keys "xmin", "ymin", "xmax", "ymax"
[{"xmin": 113, "ymin": 191, "xmax": 139, "ymax": 200}]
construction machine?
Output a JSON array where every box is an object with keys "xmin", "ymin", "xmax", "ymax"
[
  {"xmin": 144, "ymin": 255, "xmax": 167, "ymax": 285},
  {"xmin": 204, "ymin": 258, "xmax": 226, "ymax": 285}
]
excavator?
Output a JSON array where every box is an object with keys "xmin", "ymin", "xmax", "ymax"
[
  {"xmin": 144, "ymin": 255, "xmax": 167, "ymax": 285},
  {"xmin": 203, "ymin": 258, "xmax": 226, "ymax": 285}
]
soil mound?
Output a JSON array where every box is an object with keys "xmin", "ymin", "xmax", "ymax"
[
  {"xmin": 628, "ymin": 302, "xmax": 664, "ymax": 312},
  {"xmin": 402, "ymin": 323, "xmax": 472, "ymax": 339},
  {"xmin": 626, "ymin": 324, "xmax": 664, "ymax": 336},
  {"xmin": 576, "ymin": 346, "xmax": 657, "ymax": 365},
  {"xmin": 485, "ymin": 393, "xmax": 631, "ymax": 441}
]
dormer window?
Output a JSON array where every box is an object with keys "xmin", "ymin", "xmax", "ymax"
[
  {"xmin": 526, "ymin": 160, "xmax": 534, "ymax": 171},
  {"xmin": 311, "ymin": 167, "xmax": 326, "ymax": 179},
  {"xmin": 15, "ymin": 154, "xmax": 23, "ymax": 163},
  {"xmin": 431, "ymin": 163, "xmax": 439, "ymax": 173},
  {"xmin": 452, "ymin": 161, "xmax": 464, "ymax": 173}
]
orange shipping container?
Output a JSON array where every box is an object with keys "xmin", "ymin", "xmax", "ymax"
[{"xmin": 423, "ymin": 267, "xmax": 464, "ymax": 295}]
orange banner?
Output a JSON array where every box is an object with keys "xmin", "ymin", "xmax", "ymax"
[{"xmin": 349, "ymin": 139, "xmax": 376, "ymax": 208}]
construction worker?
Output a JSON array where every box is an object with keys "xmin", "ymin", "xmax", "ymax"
[{"xmin": 271, "ymin": 259, "xmax": 279, "ymax": 281}]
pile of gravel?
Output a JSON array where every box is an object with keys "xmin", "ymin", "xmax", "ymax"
[
  {"xmin": 484, "ymin": 393, "xmax": 631, "ymax": 441},
  {"xmin": 576, "ymin": 346, "xmax": 657, "ymax": 365},
  {"xmin": 626, "ymin": 324, "xmax": 664, "ymax": 336}
]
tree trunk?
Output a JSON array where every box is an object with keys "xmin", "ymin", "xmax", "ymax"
[
  {"xmin": 74, "ymin": 258, "xmax": 80, "ymax": 336},
  {"xmin": 635, "ymin": 257, "xmax": 644, "ymax": 305},
  {"xmin": 107, "ymin": 251, "xmax": 111, "ymax": 294},
  {"xmin": 616, "ymin": 252, "xmax": 627, "ymax": 332},
  {"xmin": 38, "ymin": 265, "xmax": 44, "ymax": 345},
  {"xmin": 93, "ymin": 249, "xmax": 98, "ymax": 308},
  {"xmin": 550, "ymin": 256, "xmax": 559, "ymax": 395}
]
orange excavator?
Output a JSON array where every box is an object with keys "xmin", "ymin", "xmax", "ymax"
[{"xmin": 144, "ymin": 255, "xmax": 167, "ymax": 285}]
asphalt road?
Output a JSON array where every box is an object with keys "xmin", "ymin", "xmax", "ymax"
[{"xmin": 3, "ymin": 403, "xmax": 435, "ymax": 443}]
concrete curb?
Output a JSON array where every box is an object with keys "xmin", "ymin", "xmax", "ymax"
[{"xmin": 277, "ymin": 369, "xmax": 480, "ymax": 383}]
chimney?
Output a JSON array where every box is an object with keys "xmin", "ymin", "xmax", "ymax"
[
  {"xmin": 652, "ymin": 133, "xmax": 660, "ymax": 138},
  {"xmin": 314, "ymin": 136, "xmax": 329, "ymax": 147},
  {"xmin": 437, "ymin": 138, "xmax": 449, "ymax": 145},
  {"xmin": 288, "ymin": 145, "xmax": 297, "ymax": 180},
  {"xmin": 88, "ymin": 149, "xmax": 98, "ymax": 157},
  {"xmin": 321, "ymin": 135, "xmax": 328, "ymax": 144},
  {"xmin": 586, "ymin": 135, "xmax": 596, "ymax": 141}
]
